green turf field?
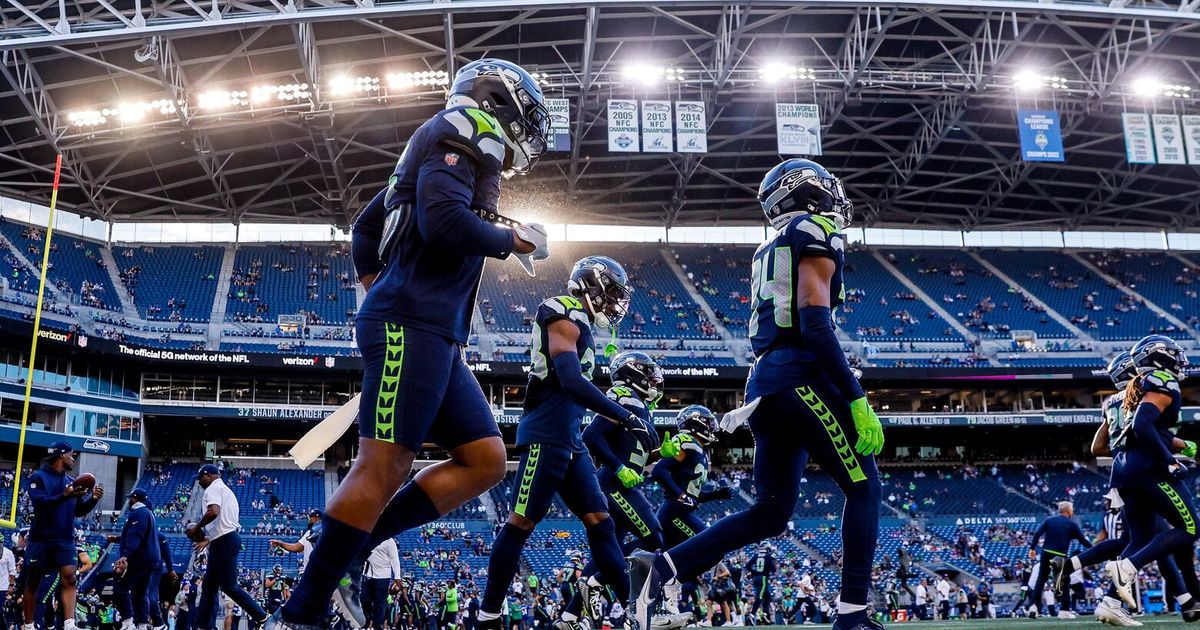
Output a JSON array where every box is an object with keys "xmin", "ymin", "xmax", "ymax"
[{"xmin": 747, "ymin": 619, "xmax": 1189, "ymax": 629}]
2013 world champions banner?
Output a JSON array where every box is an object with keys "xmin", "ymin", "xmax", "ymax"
[{"xmin": 775, "ymin": 103, "xmax": 823, "ymax": 156}]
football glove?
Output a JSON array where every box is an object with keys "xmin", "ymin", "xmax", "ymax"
[
  {"xmin": 1182, "ymin": 440, "xmax": 1198, "ymax": 459},
  {"xmin": 512, "ymin": 223, "xmax": 550, "ymax": 277},
  {"xmin": 849, "ymin": 397, "xmax": 884, "ymax": 456},
  {"xmin": 1170, "ymin": 460, "xmax": 1189, "ymax": 482},
  {"xmin": 621, "ymin": 414, "xmax": 657, "ymax": 453},
  {"xmin": 677, "ymin": 493, "xmax": 697, "ymax": 509},
  {"xmin": 616, "ymin": 466, "xmax": 643, "ymax": 489},
  {"xmin": 659, "ymin": 431, "xmax": 681, "ymax": 458}
]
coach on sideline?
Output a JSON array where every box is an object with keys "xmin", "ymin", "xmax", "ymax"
[
  {"xmin": 22, "ymin": 442, "xmax": 103, "ymax": 630},
  {"xmin": 115, "ymin": 488, "xmax": 160, "ymax": 630},
  {"xmin": 186, "ymin": 464, "xmax": 268, "ymax": 630}
]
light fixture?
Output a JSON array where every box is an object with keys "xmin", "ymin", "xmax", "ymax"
[
  {"xmin": 1131, "ymin": 77, "xmax": 1162, "ymax": 98},
  {"xmin": 1012, "ymin": 70, "xmax": 1068, "ymax": 91},
  {"xmin": 385, "ymin": 70, "xmax": 448, "ymax": 90},
  {"xmin": 197, "ymin": 90, "xmax": 248, "ymax": 109},
  {"xmin": 1163, "ymin": 83, "xmax": 1192, "ymax": 99},
  {"xmin": 759, "ymin": 64, "xmax": 816, "ymax": 83}
]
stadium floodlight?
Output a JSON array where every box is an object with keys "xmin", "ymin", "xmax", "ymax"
[
  {"xmin": 1162, "ymin": 83, "xmax": 1192, "ymax": 99},
  {"xmin": 385, "ymin": 71, "xmax": 448, "ymax": 90},
  {"xmin": 328, "ymin": 76, "xmax": 355, "ymax": 96},
  {"xmin": 622, "ymin": 63, "xmax": 661, "ymax": 85},
  {"xmin": 67, "ymin": 110, "xmax": 106, "ymax": 127},
  {"xmin": 760, "ymin": 63, "xmax": 815, "ymax": 83},
  {"xmin": 1131, "ymin": 77, "xmax": 1162, "ymax": 98},
  {"xmin": 197, "ymin": 90, "xmax": 248, "ymax": 109},
  {"xmin": 1012, "ymin": 69, "xmax": 1042, "ymax": 91}
]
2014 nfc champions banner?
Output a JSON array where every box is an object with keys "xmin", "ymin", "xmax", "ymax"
[
  {"xmin": 1016, "ymin": 110, "xmax": 1064, "ymax": 162},
  {"xmin": 607, "ymin": 99, "xmax": 640, "ymax": 152},
  {"xmin": 545, "ymin": 98, "xmax": 571, "ymax": 152},
  {"xmin": 641, "ymin": 100, "xmax": 674, "ymax": 152},
  {"xmin": 775, "ymin": 103, "xmax": 822, "ymax": 156},
  {"xmin": 675, "ymin": 101, "xmax": 707, "ymax": 153}
]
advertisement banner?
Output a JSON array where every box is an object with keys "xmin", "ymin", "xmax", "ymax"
[
  {"xmin": 1183, "ymin": 115, "xmax": 1200, "ymax": 165},
  {"xmin": 1016, "ymin": 110, "xmax": 1064, "ymax": 162},
  {"xmin": 675, "ymin": 101, "xmax": 708, "ymax": 153},
  {"xmin": 640, "ymin": 100, "xmax": 674, "ymax": 153},
  {"xmin": 1153, "ymin": 113, "xmax": 1187, "ymax": 165},
  {"xmin": 544, "ymin": 98, "xmax": 571, "ymax": 152},
  {"xmin": 607, "ymin": 99, "xmax": 640, "ymax": 152},
  {"xmin": 775, "ymin": 103, "xmax": 822, "ymax": 155},
  {"xmin": 1122, "ymin": 113, "xmax": 1156, "ymax": 164}
]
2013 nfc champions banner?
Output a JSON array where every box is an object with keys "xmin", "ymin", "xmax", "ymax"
[
  {"xmin": 1016, "ymin": 110, "xmax": 1064, "ymax": 162},
  {"xmin": 607, "ymin": 99, "xmax": 640, "ymax": 152},
  {"xmin": 775, "ymin": 103, "xmax": 822, "ymax": 155},
  {"xmin": 641, "ymin": 100, "xmax": 674, "ymax": 152},
  {"xmin": 675, "ymin": 101, "xmax": 707, "ymax": 153},
  {"xmin": 545, "ymin": 98, "xmax": 571, "ymax": 152}
]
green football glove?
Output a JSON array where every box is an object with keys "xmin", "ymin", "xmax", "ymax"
[
  {"xmin": 1182, "ymin": 440, "xmax": 1198, "ymax": 459},
  {"xmin": 659, "ymin": 431, "xmax": 681, "ymax": 458},
  {"xmin": 616, "ymin": 466, "xmax": 643, "ymax": 489},
  {"xmin": 849, "ymin": 397, "xmax": 884, "ymax": 457}
]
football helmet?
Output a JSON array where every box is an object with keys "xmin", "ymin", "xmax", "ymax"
[
  {"xmin": 448, "ymin": 59, "xmax": 550, "ymax": 176},
  {"xmin": 757, "ymin": 159, "xmax": 851, "ymax": 231}
]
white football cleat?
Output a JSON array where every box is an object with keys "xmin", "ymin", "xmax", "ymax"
[
  {"xmin": 1096, "ymin": 599, "xmax": 1142, "ymax": 627},
  {"xmin": 1108, "ymin": 558, "xmax": 1138, "ymax": 610}
]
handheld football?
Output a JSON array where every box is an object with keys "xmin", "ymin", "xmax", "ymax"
[{"xmin": 72, "ymin": 473, "xmax": 96, "ymax": 490}]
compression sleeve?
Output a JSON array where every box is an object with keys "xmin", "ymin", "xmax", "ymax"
[
  {"xmin": 582, "ymin": 417, "xmax": 625, "ymax": 471},
  {"xmin": 1132, "ymin": 401, "xmax": 1174, "ymax": 467},
  {"xmin": 799, "ymin": 305, "xmax": 865, "ymax": 400},
  {"xmin": 351, "ymin": 187, "xmax": 388, "ymax": 279},
  {"xmin": 652, "ymin": 458, "xmax": 685, "ymax": 497},
  {"xmin": 550, "ymin": 351, "xmax": 635, "ymax": 422},
  {"xmin": 414, "ymin": 144, "xmax": 514, "ymax": 259}
]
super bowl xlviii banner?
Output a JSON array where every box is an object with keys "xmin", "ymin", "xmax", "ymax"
[
  {"xmin": 1152, "ymin": 114, "xmax": 1187, "ymax": 165},
  {"xmin": 1016, "ymin": 110, "xmax": 1064, "ymax": 162},
  {"xmin": 1122, "ymin": 113, "xmax": 1156, "ymax": 164},
  {"xmin": 545, "ymin": 98, "xmax": 571, "ymax": 152},
  {"xmin": 675, "ymin": 101, "xmax": 707, "ymax": 153},
  {"xmin": 607, "ymin": 99, "xmax": 640, "ymax": 152},
  {"xmin": 1184, "ymin": 115, "xmax": 1200, "ymax": 165},
  {"xmin": 775, "ymin": 103, "xmax": 822, "ymax": 156},
  {"xmin": 641, "ymin": 100, "xmax": 674, "ymax": 152}
]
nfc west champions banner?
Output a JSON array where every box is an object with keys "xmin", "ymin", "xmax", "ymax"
[
  {"xmin": 1152, "ymin": 114, "xmax": 1187, "ymax": 165},
  {"xmin": 1122, "ymin": 113, "xmax": 1156, "ymax": 164},
  {"xmin": 545, "ymin": 98, "xmax": 571, "ymax": 152},
  {"xmin": 1184, "ymin": 115, "xmax": 1200, "ymax": 165},
  {"xmin": 675, "ymin": 101, "xmax": 707, "ymax": 153},
  {"xmin": 775, "ymin": 103, "xmax": 822, "ymax": 155},
  {"xmin": 607, "ymin": 99, "xmax": 640, "ymax": 152},
  {"xmin": 1016, "ymin": 110, "xmax": 1064, "ymax": 162},
  {"xmin": 641, "ymin": 100, "xmax": 674, "ymax": 152}
]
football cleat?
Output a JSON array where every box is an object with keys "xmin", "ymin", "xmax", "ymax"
[
  {"xmin": 1050, "ymin": 556, "xmax": 1071, "ymax": 597},
  {"xmin": 1109, "ymin": 558, "xmax": 1138, "ymax": 610},
  {"xmin": 1182, "ymin": 597, "xmax": 1200, "ymax": 622},
  {"xmin": 555, "ymin": 619, "xmax": 590, "ymax": 630},
  {"xmin": 580, "ymin": 576, "xmax": 605, "ymax": 621},
  {"xmin": 627, "ymin": 551, "xmax": 665, "ymax": 630},
  {"xmin": 662, "ymin": 578, "xmax": 682, "ymax": 615},
  {"xmin": 1096, "ymin": 599, "xmax": 1142, "ymax": 627},
  {"xmin": 331, "ymin": 573, "xmax": 366, "ymax": 629},
  {"xmin": 651, "ymin": 613, "xmax": 693, "ymax": 629},
  {"xmin": 261, "ymin": 610, "xmax": 321, "ymax": 630}
]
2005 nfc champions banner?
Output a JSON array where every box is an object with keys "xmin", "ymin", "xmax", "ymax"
[
  {"xmin": 775, "ymin": 103, "xmax": 822, "ymax": 155},
  {"xmin": 607, "ymin": 99, "xmax": 640, "ymax": 152}
]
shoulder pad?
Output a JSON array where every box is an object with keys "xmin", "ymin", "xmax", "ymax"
[
  {"xmin": 607, "ymin": 387, "xmax": 646, "ymax": 411},
  {"xmin": 681, "ymin": 440, "xmax": 705, "ymax": 455},
  {"xmin": 1143, "ymin": 371, "xmax": 1181, "ymax": 394},
  {"xmin": 539, "ymin": 295, "xmax": 591, "ymax": 326},
  {"xmin": 787, "ymin": 214, "xmax": 841, "ymax": 256},
  {"xmin": 432, "ymin": 107, "xmax": 506, "ymax": 167}
]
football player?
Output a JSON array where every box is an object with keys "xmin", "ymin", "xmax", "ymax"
[
  {"xmin": 267, "ymin": 58, "xmax": 551, "ymax": 630},
  {"xmin": 478, "ymin": 257, "xmax": 657, "ymax": 629},
  {"xmin": 558, "ymin": 351, "xmax": 668, "ymax": 630},
  {"xmin": 748, "ymin": 543, "xmax": 777, "ymax": 624},
  {"xmin": 651, "ymin": 405, "xmax": 732, "ymax": 628},
  {"xmin": 627, "ymin": 159, "xmax": 884, "ymax": 630},
  {"xmin": 1104, "ymin": 336, "xmax": 1200, "ymax": 624}
]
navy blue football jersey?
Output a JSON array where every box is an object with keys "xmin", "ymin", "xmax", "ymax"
[
  {"xmin": 354, "ymin": 106, "xmax": 514, "ymax": 342},
  {"xmin": 664, "ymin": 435, "xmax": 710, "ymax": 505},
  {"xmin": 745, "ymin": 213, "xmax": 846, "ymax": 398},
  {"xmin": 749, "ymin": 552, "xmax": 776, "ymax": 577},
  {"xmin": 592, "ymin": 387, "xmax": 657, "ymax": 485},
  {"xmin": 1113, "ymin": 370, "xmax": 1182, "ymax": 484},
  {"xmin": 517, "ymin": 296, "xmax": 598, "ymax": 452},
  {"xmin": 1103, "ymin": 391, "xmax": 1129, "ymax": 452}
]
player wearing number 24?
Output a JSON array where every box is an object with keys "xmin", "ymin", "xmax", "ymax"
[{"xmin": 627, "ymin": 159, "xmax": 886, "ymax": 630}]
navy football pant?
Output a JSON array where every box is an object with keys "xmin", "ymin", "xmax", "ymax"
[
  {"xmin": 115, "ymin": 564, "xmax": 154, "ymax": 625},
  {"xmin": 664, "ymin": 383, "xmax": 880, "ymax": 606},
  {"xmin": 1120, "ymin": 479, "xmax": 1199, "ymax": 569}
]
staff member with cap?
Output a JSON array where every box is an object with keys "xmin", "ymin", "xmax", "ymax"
[
  {"xmin": 115, "ymin": 488, "xmax": 160, "ymax": 630},
  {"xmin": 187, "ymin": 464, "xmax": 267, "ymax": 630},
  {"xmin": 21, "ymin": 442, "xmax": 103, "ymax": 630}
]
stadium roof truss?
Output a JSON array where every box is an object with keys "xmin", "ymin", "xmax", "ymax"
[{"xmin": 1, "ymin": 0, "xmax": 1199, "ymax": 230}]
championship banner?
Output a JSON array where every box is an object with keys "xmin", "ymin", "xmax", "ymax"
[
  {"xmin": 545, "ymin": 98, "xmax": 571, "ymax": 152},
  {"xmin": 775, "ymin": 103, "xmax": 822, "ymax": 156},
  {"xmin": 641, "ymin": 100, "xmax": 674, "ymax": 152},
  {"xmin": 1152, "ymin": 113, "xmax": 1187, "ymax": 165},
  {"xmin": 1016, "ymin": 110, "xmax": 1064, "ymax": 162},
  {"xmin": 1183, "ymin": 115, "xmax": 1200, "ymax": 165},
  {"xmin": 1122, "ymin": 113, "xmax": 1156, "ymax": 164},
  {"xmin": 607, "ymin": 99, "xmax": 640, "ymax": 152},
  {"xmin": 675, "ymin": 101, "xmax": 708, "ymax": 153}
]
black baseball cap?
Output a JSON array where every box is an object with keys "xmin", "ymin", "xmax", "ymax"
[
  {"xmin": 46, "ymin": 442, "xmax": 75, "ymax": 458},
  {"xmin": 309, "ymin": 509, "xmax": 322, "ymax": 518}
]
